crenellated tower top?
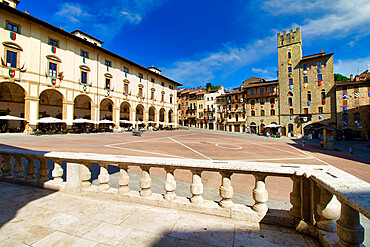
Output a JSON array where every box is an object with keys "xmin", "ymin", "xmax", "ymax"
[{"xmin": 277, "ymin": 27, "xmax": 302, "ymax": 48}]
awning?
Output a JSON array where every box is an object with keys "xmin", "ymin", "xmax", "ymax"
[
  {"xmin": 266, "ymin": 123, "xmax": 281, "ymax": 128},
  {"xmin": 0, "ymin": 115, "xmax": 27, "ymax": 121}
]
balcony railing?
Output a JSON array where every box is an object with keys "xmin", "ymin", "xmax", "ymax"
[
  {"xmin": 0, "ymin": 148, "xmax": 368, "ymax": 247},
  {"xmin": 245, "ymin": 91, "xmax": 277, "ymax": 99}
]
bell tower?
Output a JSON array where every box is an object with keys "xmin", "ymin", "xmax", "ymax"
[{"xmin": 1, "ymin": 0, "xmax": 20, "ymax": 8}]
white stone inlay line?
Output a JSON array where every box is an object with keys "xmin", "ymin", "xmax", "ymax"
[
  {"xmin": 237, "ymin": 139, "xmax": 308, "ymax": 157},
  {"xmin": 106, "ymin": 133, "xmax": 197, "ymax": 146},
  {"xmin": 215, "ymin": 144, "xmax": 243, "ymax": 150},
  {"xmin": 237, "ymin": 157, "xmax": 313, "ymax": 162},
  {"xmin": 107, "ymin": 145, "xmax": 190, "ymax": 159},
  {"xmin": 289, "ymin": 145, "xmax": 331, "ymax": 166},
  {"xmin": 169, "ymin": 137, "xmax": 212, "ymax": 160}
]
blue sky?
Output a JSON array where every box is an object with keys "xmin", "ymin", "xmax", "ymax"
[{"xmin": 18, "ymin": 0, "xmax": 370, "ymax": 89}]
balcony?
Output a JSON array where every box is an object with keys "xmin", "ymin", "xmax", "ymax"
[
  {"xmin": 245, "ymin": 91, "xmax": 277, "ymax": 99},
  {"xmin": 0, "ymin": 149, "xmax": 368, "ymax": 247}
]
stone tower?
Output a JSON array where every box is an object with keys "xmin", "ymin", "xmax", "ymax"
[{"xmin": 277, "ymin": 27, "xmax": 303, "ymax": 135}]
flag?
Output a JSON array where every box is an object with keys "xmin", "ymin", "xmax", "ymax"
[{"xmin": 1, "ymin": 58, "xmax": 6, "ymax": 66}]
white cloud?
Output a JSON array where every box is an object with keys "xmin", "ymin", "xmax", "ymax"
[
  {"xmin": 334, "ymin": 56, "xmax": 370, "ymax": 77},
  {"xmin": 165, "ymin": 36, "xmax": 276, "ymax": 87},
  {"xmin": 251, "ymin": 67, "xmax": 276, "ymax": 80},
  {"xmin": 348, "ymin": 41, "xmax": 355, "ymax": 47},
  {"xmin": 55, "ymin": 3, "xmax": 89, "ymax": 24}
]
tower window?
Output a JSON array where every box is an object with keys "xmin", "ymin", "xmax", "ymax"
[
  {"xmin": 289, "ymin": 78, "xmax": 293, "ymax": 85},
  {"xmin": 318, "ymin": 107, "xmax": 323, "ymax": 114},
  {"xmin": 318, "ymin": 74, "xmax": 323, "ymax": 81},
  {"xmin": 304, "ymin": 108, "xmax": 308, "ymax": 114},
  {"xmin": 288, "ymin": 52, "xmax": 291, "ymax": 59},
  {"xmin": 288, "ymin": 97, "xmax": 293, "ymax": 106},
  {"xmin": 303, "ymin": 64, "xmax": 308, "ymax": 70},
  {"xmin": 304, "ymin": 77, "xmax": 308, "ymax": 83},
  {"xmin": 321, "ymin": 89, "xmax": 326, "ymax": 101},
  {"xmin": 288, "ymin": 67, "xmax": 292, "ymax": 73},
  {"xmin": 290, "ymin": 109, "xmax": 294, "ymax": 115},
  {"xmin": 317, "ymin": 61, "xmax": 322, "ymax": 67},
  {"xmin": 307, "ymin": 91, "xmax": 311, "ymax": 101}
]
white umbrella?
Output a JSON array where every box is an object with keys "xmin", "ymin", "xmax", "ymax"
[
  {"xmin": 36, "ymin": 117, "xmax": 64, "ymax": 123},
  {"xmin": 266, "ymin": 123, "xmax": 281, "ymax": 128},
  {"xmin": 0, "ymin": 115, "xmax": 26, "ymax": 121},
  {"xmin": 99, "ymin": 119, "xmax": 115, "ymax": 124},
  {"xmin": 120, "ymin": 120, "xmax": 136, "ymax": 124},
  {"xmin": 73, "ymin": 118, "xmax": 95, "ymax": 124}
]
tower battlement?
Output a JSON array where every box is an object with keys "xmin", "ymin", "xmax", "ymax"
[{"xmin": 277, "ymin": 27, "xmax": 301, "ymax": 48}]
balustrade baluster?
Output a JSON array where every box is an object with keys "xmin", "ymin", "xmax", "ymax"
[
  {"xmin": 164, "ymin": 168, "xmax": 176, "ymax": 201},
  {"xmin": 118, "ymin": 165, "xmax": 130, "ymax": 194},
  {"xmin": 252, "ymin": 174, "xmax": 268, "ymax": 214},
  {"xmin": 140, "ymin": 166, "xmax": 152, "ymax": 197},
  {"xmin": 80, "ymin": 162, "xmax": 91, "ymax": 187},
  {"xmin": 13, "ymin": 156, "xmax": 24, "ymax": 178},
  {"xmin": 316, "ymin": 186, "xmax": 341, "ymax": 232},
  {"xmin": 25, "ymin": 157, "xmax": 36, "ymax": 180},
  {"xmin": 190, "ymin": 170, "xmax": 203, "ymax": 204},
  {"xmin": 38, "ymin": 159, "xmax": 49, "ymax": 182},
  {"xmin": 290, "ymin": 175, "xmax": 301, "ymax": 218},
  {"xmin": 2, "ymin": 156, "xmax": 12, "ymax": 177},
  {"xmin": 336, "ymin": 202, "xmax": 364, "ymax": 247},
  {"xmin": 219, "ymin": 172, "xmax": 234, "ymax": 208},
  {"xmin": 98, "ymin": 164, "xmax": 110, "ymax": 190},
  {"xmin": 51, "ymin": 160, "xmax": 64, "ymax": 184}
]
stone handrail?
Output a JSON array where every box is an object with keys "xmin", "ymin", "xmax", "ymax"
[{"xmin": 0, "ymin": 148, "xmax": 369, "ymax": 247}]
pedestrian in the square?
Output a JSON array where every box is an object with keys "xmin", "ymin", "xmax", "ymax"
[
  {"xmin": 302, "ymin": 139, "xmax": 305, "ymax": 149},
  {"xmin": 349, "ymin": 146, "xmax": 353, "ymax": 158}
]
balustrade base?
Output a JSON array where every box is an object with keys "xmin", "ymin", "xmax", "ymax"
[{"xmin": 318, "ymin": 229, "xmax": 340, "ymax": 247}]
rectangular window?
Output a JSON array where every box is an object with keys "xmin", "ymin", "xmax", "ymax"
[
  {"xmin": 81, "ymin": 50, "xmax": 89, "ymax": 58},
  {"xmin": 304, "ymin": 77, "xmax": 308, "ymax": 83},
  {"xmin": 124, "ymin": 67, "xmax": 129, "ymax": 73},
  {"xmin": 317, "ymin": 61, "xmax": 322, "ymax": 67},
  {"xmin": 260, "ymin": 88, "xmax": 264, "ymax": 94},
  {"xmin": 289, "ymin": 78, "xmax": 293, "ymax": 85},
  {"xmin": 105, "ymin": 78, "xmax": 110, "ymax": 89},
  {"xmin": 288, "ymin": 67, "xmax": 292, "ymax": 73},
  {"xmin": 354, "ymin": 113, "xmax": 360, "ymax": 121},
  {"xmin": 304, "ymin": 108, "xmax": 308, "ymax": 114},
  {"xmin": 151, "ymin": 78, "xmax": 155, "ymax": 83},
  {"xmin": 318, "ymin": 107, "xmax": 323, "ymax": 114},
  {"xmin": 251, "ymin": 89, "xmax": 255, "ymax": 95},
  {"xmin": 105, "ymin": 60, "xmax": 111, "ymax": 67},
  {"xmin": 260, "ymin": 99, "xmax": 265, "ymax": 105},
  {"xmin": 49, "ymin": 62, "xmax": 57, "ymax": 77},
  {"xmin": 139, "ymin": 73, "xmax": 143, "ymax": 79},
  {"xmin": 289, "ymin": 109, "xmax": 294, "ymax": 115},
  {"xmin": 251, "ymin": 111, "xmax": 255, "ymax": 116},
  {"xmin": 270, "ymin": 98, "xmax": 275, "ymax": 104},
  {"xmin": 7, "ymin": 22, "xmax": 19, "ymax": 33},
  {"xmin": 343, "ymin": 100, "xmax": 347, "ymax": 106},
  {"xmin": 342, "ymin": 113, "xmax": 348, "ymax": 121},
  {"xmin": 169, "ymin": 85, "xmax": 174, "ymax": 89},
  {"xmin": 49, "ymin": 38, "xmax": 58, "ymax": 47},
  {"xmin": 6, "ymin": 50, "xmax": 17, "ymax": 68},
  {"xmin": 139, "ymin": 88, "xmax": 143, "ymax": 97},
  {"xmin": 81, "ymin": 71, "xmax": 87, "ymax": 84},
  {"xmin": 124, "ymin": 84, "xmax": 129, "ymax": 94},
  {"xmin": 303, "ymin": 64, "xmax": 308, "ymax": 70},
  {"xmin": 270, "ymin": 87, "xmax": 274, "ymax": 92},
  {"xmin": 151, "ymin": 91, "xmax": 154, "ymax": 100},
  {"xmin": 318, "ymin": 74, "xmax": 323, "ymax": 81}
]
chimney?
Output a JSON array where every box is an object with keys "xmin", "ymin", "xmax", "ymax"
[
  {"xmin": 355, "ymin": 75, "xmax": 360, "ymax": 81},
  {"xmin": 320, "ymin": 50, "xmax": 325, "ymax": 55},
  {"xmin": 25, "ymin": 11, "xmax": 29, "ymax": 14},
  {"xmin": 350, "ymin": 74, "xmax": 353, "ymax": 81}
]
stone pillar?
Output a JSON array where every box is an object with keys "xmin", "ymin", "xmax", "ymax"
[
  {"xmin": 118, "ymin": 165, "xmax": 130, "ymax": 194},
  {"xmin": 98, "ymin": 164, "xmax": 110, "ymax": 190},
  {"xmin": 2, "ymin": 156, "xmax": 13, "ymax": 177},
  {"xmin": 252, "ymin": 174, "xmax": 268, "ymax": 214},
  {"xmin": 113, "ymin": 106, "xmax": 120, "ymax": 128},
  {"xmin": 190, "ymin": 170, "xmax": 203, "ymax": 204},
  {"xmin": 38, "ymin": 159, "xmax": 49, "ymax": 182},
  {"xmin": 290, "ymin": 175, "xmax": 301, "ymax": 218},
  {"xmin": 219, "ymin": 172, "xmax": 234, "ymax": 208},
  {"xmin": 13, "ymin": 156, "xmax": 24, "ymax": 178},
  {"xmin": 80, "ymin": 162, "xmax": 91, "ymax": 187},
  {"xmin": 316, "ymin": 187, "xmax": 341, "ymax": 232},
  {"xmin": 63, "ymin": 102, "xmax": 74, "ymax": 128},
  {"xmin": 51, "ymin": 161, "xmax": 64, "ymax": 184},
  {"xmin": 25, "ymin": 157, "xmax": 36, "ymax": 180},
  {"xmin": 155, "ymin": 111, "xmax": 159, "ymax": 127},
  {"xmin": 140, "ymin": 166, "xmax": 152, "ymax": 197},
  {"xmin": 164, "ymin": 168, "xmax": 176, "ymax": 201},
  {"xmin": 131, "ymin": 109, "xmax": 137, "ymax": 129},
  {"xmin": 164, "ymin": 111, "xmax": 168, "ymax": 124},
  {"xmin": 24, "ymin": 97, "xmax": 39, "ymax": 131},
  {"xmin": 336, "ymin": 202, "xmax": 364, "ymax": 247},
  {"xmin": 143, "ymin": 110, "xmax": 148, "ymax": 123}
]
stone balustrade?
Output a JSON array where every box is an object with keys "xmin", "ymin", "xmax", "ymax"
[{"xmin": 0, "ymin": 148, "xmax": 369, "ymax": 247}]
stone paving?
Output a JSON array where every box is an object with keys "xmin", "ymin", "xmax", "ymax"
[{"xmin": 0, "ymin": 182, "xmax": 320, "ymax": 247}]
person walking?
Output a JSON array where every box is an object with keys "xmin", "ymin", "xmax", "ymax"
[
  {"xmin": 349, "ymin": 146, "xmax": 353, "ymax": 158},
  {"xmin": 302, "ymin": 139, "xmax": 306, "ymax": 149}
]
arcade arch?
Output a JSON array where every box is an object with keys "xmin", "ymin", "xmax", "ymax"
[
  {"xmin": 136, "ymin": 104, "xmax": 144, "ymax": 121},
  {"xmin": 39, "ymin": 89, "xmax": 63, "ymax": 119},
  {"xmin": 0, "ymin": 82, "xmax": 25, "ymax": 131},
  {"xmin": 148, "ymin": 106, "xmax": 155, "ymax": 122},
  {"xmin": 74, "ymin": 95, "xmax": 91, "ymax": 119},
  {"xmin": 120, "ymin": 101, "xmax": 131, "ymax": 121},
  {"xmin": 100, "ymin": 98, "xmax": 113, "ymax": 120}
]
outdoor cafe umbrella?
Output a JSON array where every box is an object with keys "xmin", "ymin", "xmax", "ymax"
[
  {"xmin": 36, "ymin": 117, "xmax": 64, "ymax": 124},
  {"xmin": 98, "ymin": 119, "xmax": 115, "ymax": 124},
  {"xmin": 0, "ymin": 115, "xmax": 27, "ymax": 121},
  {"xmin": 266, "ymin": 123, "xmax": 281, "ymax": 128},
  {"xmin": 72, "ymin": 118, "xmax": 95, "ymax": 124}
]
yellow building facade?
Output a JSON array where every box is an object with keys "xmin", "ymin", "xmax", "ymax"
[{"xmin": 0, "ymin": 2, "xmax": 180, "ymax": 131}]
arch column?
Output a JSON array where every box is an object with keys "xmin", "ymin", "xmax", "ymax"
[
  {"xmin": 164, "ymin": 111, "xmax": 168, "ymax": 123},
  {"xmin": 24, "ymin": 96, "xmax": 39, "ymax": 130},
  {"xmin": 155, "ymin": 111, "xmax": 159, "ymax": 127},
  {"xmin": 113, "ymin": 106, "xmax": 120, "ymax": 128},
  {"xmin": 63, "ymin": 101, "xmax": 74, "ymax": 128}
]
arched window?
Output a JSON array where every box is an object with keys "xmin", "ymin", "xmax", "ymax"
[
  {"xmin": 321, "ymin": 89, "xmax": 326, "ymax": 101},
  {"xmin": 288, "ymin": 52, "xmax": 291, "ymax": 59},
  {"xmin": 270, "ymin": 109, "xmax": 275, "ymax": 115},
  {"xmin": 307, "ymin": 91, "xmax": 311, "ymax": 101},
  {"xmin": 261, "ymin": 110, "xmax": 265, "ymax": 116},
  {"xmin": 251, "ymin": 110, "xmax": 255, "ymax": 116},
  {"xmin": 287, "ymin": 91, "xmax": 293, "ymax": 97},
  {"xmin": 288, "ymin": 97, "xmax": 293, "ymax": 106}
]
